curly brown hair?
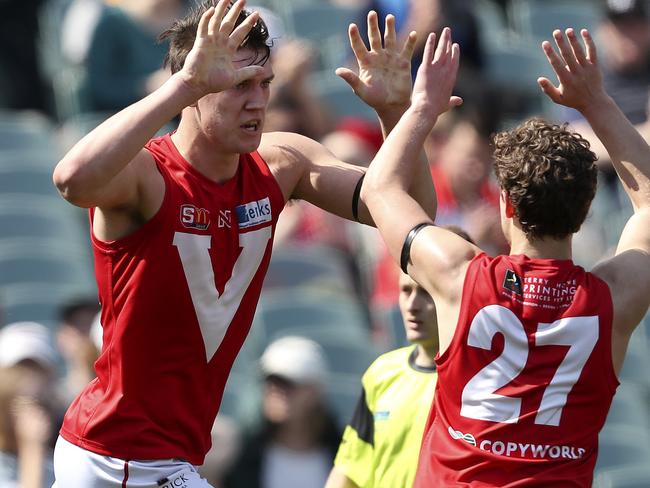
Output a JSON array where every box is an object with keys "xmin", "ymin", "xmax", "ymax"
[
  {"xmin": 159, "ymin": 1, "xmax": 271, "ymax": 74},
  {"xmin": 493, "ymin": 118, "xmax": 598, "ymax": 241}
]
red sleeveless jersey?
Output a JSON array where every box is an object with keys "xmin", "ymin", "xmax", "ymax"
[
  {"xmin": 414, "ymin": 253, "xmax": 617, "ymax": 487},
  {"xmin": 60, "ymin": 134, "xmax": 285, "ymax": 464}
]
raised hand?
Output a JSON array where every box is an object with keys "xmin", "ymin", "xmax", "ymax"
[
  {"xmin": 336, "ymin": 11, "xmax": 418, "ymax": 113},
  {"xmin": 538, "ymin": 29, "xmax": 606, "ymax": 112},
  {"xmin": 411, "ymin": 28, "xmax": 462, "ymax": 118},
  {"xmin": 180, "ymin": 0, "xmax": 265, "ymax": 98}
]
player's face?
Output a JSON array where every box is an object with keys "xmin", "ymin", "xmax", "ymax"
[
  {"xmin": 195, "ymin": 48, "xmax": 274, "ymax": 154},
  {"xmin": 398, "ymin": 273, "xmax": 438, "ymax": 348}
]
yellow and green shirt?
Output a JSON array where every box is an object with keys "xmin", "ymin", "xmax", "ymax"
[{"xmin": 333, "ymin": 346, "xmax": 437, "ymax": 488}]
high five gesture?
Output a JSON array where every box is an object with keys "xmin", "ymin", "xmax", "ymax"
[{"xmin": 180, "ymin": 0, "xmax": 265, "ymax": 98}]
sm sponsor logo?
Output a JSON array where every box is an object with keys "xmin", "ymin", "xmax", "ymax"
[
  {"xmin": 235, "ymin": 197, "xmax": 272, "ymax": 229},
  {"xmin": 180, "ymin": 204, "xmax": 210, "ymax": 230}
]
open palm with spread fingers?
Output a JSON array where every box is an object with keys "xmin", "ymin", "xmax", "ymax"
[
  {"xmin": 180, "ymin": 0, "xmax": 265, "ymax": 98},
  {"xmin": 411, "ymin": 27, "xmax": 462, "ymax": 119},
  {"xmin": 538, "ymin": 28, "xmax": 606, "ymax": 112},
  {"xmin": 336, "ymin": 11, "xmax": 418, "ymax": 113}
]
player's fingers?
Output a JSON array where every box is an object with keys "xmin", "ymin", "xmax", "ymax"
[
  {"xmin": 367, "ymin": 10, "xmax": 383, "ymax": 52},
  {"xmin": 348, "ymin": 24, "xmax": 369, "ymax": 65},
  {"xmin": 449, "ymin": 96, "xmax": 464, "ymax": 108},
  {"xmin": 451, "ymin": 42, "xmax": 460, "ymax": 67},
  {"xmin": 207, "ymin": 5, "xmax": 221, "ymax": 37},
  {"xmin": 384, "ymin": 14, "xmax": 397, "ymax": 52},
  {"xmin": 230, "ymin": 11, "xmax": 259, "ymax": 48},
  {"xmin": 196, "ymin": 7, "xmax": 214, "ymax": 41},
  {"xmin": 537, "ymin": 77, "xmax": 562, "ymax": 103},
  {"xmin": 213, "ymin": 0, "xmax": 231, "ymax": 26},
  {"xmin": 221, "ymin": 0, "xmax": 246, "ymax": 34},
  {"xmin": 542, "ymin": 40, "xmax": 568, "ymax": 82},
  {"xmin": 566, "ymin": 28, "xmax": 587, "ymax": 66},
  {"xmin": 400, "ymin": 31, "xmax": 417, "ymax": 60},
  {"xmin": 553, "ymin": 29, "xmax": 579, "ymax": 72},
  {"xmin": 421, "ymin": 33, "xmax": 436, "ymax": 65},
  {"xmin": 335, "ymin": 67, "xmax": 362, "ymax": 93},
  {"xmin": 434, "ymin": 27, "xmax": 450, "ymax": 63},
  {"xmin": 582, "ymin": 29, "xmax": 598, "ymax": 64}
]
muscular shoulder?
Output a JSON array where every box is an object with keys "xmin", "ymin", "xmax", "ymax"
[{"xmin": 258, "ymin": 131, "xmax": 334, "ymax": 200}]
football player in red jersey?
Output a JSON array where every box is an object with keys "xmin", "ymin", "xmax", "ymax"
[
  {"xmin": 50, "ymin": 0, "xmax": 437, "ymax": 486},
  {"xmin": 363, "ymin": 27, "xmax": 650, "ymax": 487}
]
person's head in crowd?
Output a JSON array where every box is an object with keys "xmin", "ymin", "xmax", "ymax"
[
  {"xmin": 0, "ymin": 322, "xmax": 58, "ymax": 394},
  {"xmin": 321, "ymin": 117, "xmax": 384, "ymax": 167},
  {"xmin": 493, "ymin": 118, "xmax": 598, "ymax": 244},
  {"xmin": 259, "ymin": 336, "xmax": 329, "ymax": 427},
  {"xmin": 437, "ymin": 106, "xmax": 497, "ymax": 192},
  {"xmin": 600, "ymin": 0, "xmax": 650, "ymax": 74},
  {"xmin": 0, "ymin": 323, "xmax": 60, "ymax": 458}
]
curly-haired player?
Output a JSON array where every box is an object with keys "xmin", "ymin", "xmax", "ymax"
[{"xmin": 363, "ymin": 27, "xmax": 650, "ymax": 486}]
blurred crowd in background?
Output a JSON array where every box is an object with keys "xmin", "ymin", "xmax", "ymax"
[{"xmin": 1, "ymin": 0, "xmax": 650, "ymax": 487}]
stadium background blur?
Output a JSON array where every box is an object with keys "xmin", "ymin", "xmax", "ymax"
[{"xmin": 0, "ymin": 0, "xmax": 649, "ymax": 486}]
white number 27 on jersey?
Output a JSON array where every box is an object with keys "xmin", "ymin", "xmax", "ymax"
[{"xmin": 460, "ymin": 305, "xmax": 599, "ymax": 426}]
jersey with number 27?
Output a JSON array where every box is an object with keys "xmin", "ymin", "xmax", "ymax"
[
  {"xmin": 414, "ymin": 253, "xmax": 617, "ymax": 487},
  {"xmin": 60, "ymin": 134, "xmax": 285, "ymax": 465}
]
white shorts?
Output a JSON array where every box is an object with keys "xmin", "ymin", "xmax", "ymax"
[{"xmin": 52, "ymin": 436, "xmax": 213, "ymax": 488}]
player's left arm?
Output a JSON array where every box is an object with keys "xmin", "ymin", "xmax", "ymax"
[
  {"xmin": 260, "ymin": 10, "xmax": 437, "ymax": 225},
  {"xmin": 361, "ymin": 29, "xmax": 480, "ymax": 299}
]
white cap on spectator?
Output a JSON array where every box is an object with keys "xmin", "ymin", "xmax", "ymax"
[
  {"xmin": 260, "ymin": 336, "xmax": 328, "ymax": 386},
  {"xmin": 0, "ymin": 322, "xmax": 57, "ymax": 370}
]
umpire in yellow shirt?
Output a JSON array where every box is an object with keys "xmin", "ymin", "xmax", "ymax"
[{"xmin": 325, "ymin": 227, "xmax": 472, "ymax": 488}]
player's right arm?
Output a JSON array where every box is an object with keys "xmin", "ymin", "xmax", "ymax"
[
  {"xmin": 53, "ymin": 0, "xmax": 263, "ymax": 211},
  {"xmin": 538, "ymin": 28, "xmax": 650, "ymax": 369}
]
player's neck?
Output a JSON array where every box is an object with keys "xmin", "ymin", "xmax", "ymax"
[
  {"xmin": 172, "ymin": 125, "xmax": 240, "ymax": 184},
  {"xmin": 509, "ymin": 234, "xmax": 572, "ymax": 261}
]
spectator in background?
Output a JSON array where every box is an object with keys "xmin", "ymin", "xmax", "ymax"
[
  {"xmin": 223, "ymin": 336, "xmax": 340, "ymax": 488},
  {"xmin": 70, "ymin": 0, "xmax": 186, "ymax": 113},
  {"xmin": 598, "ymin": 0, "xmax": 650, "ymax": 125},
  {"xmin": 429, "ymin": 107, "xmax": 507, "ymax": 255},
  {"xmin": 55, "ymin": 298, "xmax": 100, "ymax": 406},
  {"xmin": 0, "ymin": 0, "xmax": 49, "ymax": 112},
  {"xmin": 264, "ymin": 39, "xmax": 332, "ymax": 139},
  {"xmin": 356, "ymin": 0, "xmax": 483, "ymax": 79},
  {"xmin": 326, "ymin": 226, "xmax": 473, "ymax": 488},
  {"xmin": 0, "ymin": 322, "xmax": 60, "ymax": 488}
]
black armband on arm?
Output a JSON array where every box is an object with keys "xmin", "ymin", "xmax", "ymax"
[
  {"xmin": 351, "ymin": 173, "xmax": 365, "ymax": 222},
  {"xmin": 400, "ymin": 222, "xmax": 432, "ymax": 273}
]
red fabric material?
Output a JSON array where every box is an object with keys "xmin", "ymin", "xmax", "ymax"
[
  {"xmin": 60, "ymin": 134, "xmax": 285, "ymax": 464},
  {"xmin": 414, "ymin": 253, "xmax": 617, "ymax": 487}
]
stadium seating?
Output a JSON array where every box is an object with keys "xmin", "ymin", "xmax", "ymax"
[
  {"xmin": 509, "ymin": 0, "xmax": 602, "ymax": 42},
  {"xmin": 593, "ymin": 465, "xmax": 650, "ymax": 488},
  {"xmin": 263, "ymin": 244, "xmax": 357, "ymax": 295}
]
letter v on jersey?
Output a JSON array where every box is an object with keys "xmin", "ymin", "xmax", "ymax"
[{"xmin": 173, "ymin": 226, "xmax": 272, "ymax": 361}]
